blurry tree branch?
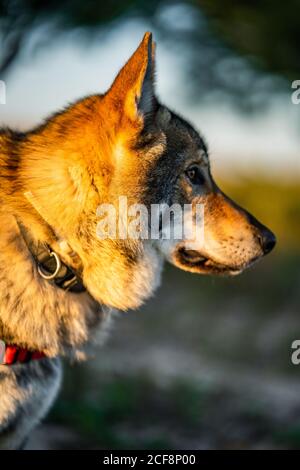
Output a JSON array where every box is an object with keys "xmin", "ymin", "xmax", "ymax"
[
  {"xmin": 0, "ymin": 0, "xmax": 299, "ymax": 109},
  {"xmin": 198, "ymin": 0, "xmax": 300, "ymax": 82}
]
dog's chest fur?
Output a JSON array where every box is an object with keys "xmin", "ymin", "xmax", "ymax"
[
  {"xmin": 0, "ymin": 211, "xmax": 111, "ymax": 449},
  {"xmin": 0, "ymin": 212, "xmax": 111, "ymax": 357}
]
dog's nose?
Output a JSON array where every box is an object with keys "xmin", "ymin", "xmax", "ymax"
[{"xmin": 258, "ymin": 228, "xmax": 276, "ymax": 255}]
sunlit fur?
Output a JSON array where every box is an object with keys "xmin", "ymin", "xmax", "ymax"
[{"xmin": 0, "ymin": 32, "xmax": 275, "ymax": 448}]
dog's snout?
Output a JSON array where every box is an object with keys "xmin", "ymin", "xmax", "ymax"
[
  {"xmin": 243, "ymin": 210, "xmax": 276, "ymax": 256},
  {"xmin": 257, "ymin": 228, "xmax": 276, "ymax": 255}
]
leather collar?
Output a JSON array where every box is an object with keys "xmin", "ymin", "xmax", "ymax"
[{"xmin": 17, "ymin": 220, "xmax": 86, "ymax": 294}]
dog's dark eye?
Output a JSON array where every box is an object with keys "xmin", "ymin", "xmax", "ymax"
[{"xmin": 185, "ymin": 165, "xmax": 205, "ymax": 186}]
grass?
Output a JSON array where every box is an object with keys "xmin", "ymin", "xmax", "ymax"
[{"xmin": 49, "ymin": 374, "xmax": 208, "ymax": 449}]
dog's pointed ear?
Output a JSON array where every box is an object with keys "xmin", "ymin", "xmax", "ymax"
[{"xmin": 106, "ymin": 32, "xmax": 156, "ymax": 124}]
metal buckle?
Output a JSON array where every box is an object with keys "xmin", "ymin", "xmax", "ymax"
[
  {"xmin": 0, "ymin": 340, "xmax": 6, "ymax": 364},
  {"xmin": 37, "ymin": 251, "xmax": 62, "ymax": 280}
]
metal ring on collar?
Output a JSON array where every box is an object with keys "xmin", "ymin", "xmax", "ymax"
[{"xmin": 37, "ymin": 251, "xmax": 62, "ymax": 280}]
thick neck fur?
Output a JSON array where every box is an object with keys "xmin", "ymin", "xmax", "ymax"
[
  {"xmin": 0, "ymin": 205, "xmax": 110, "ymax": 358},
  {"xmin": 0, "ymin": 100, "xmax": 114, "ymax": 357}
]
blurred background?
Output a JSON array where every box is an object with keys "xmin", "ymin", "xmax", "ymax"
[{"xmin": 1, "ymin": 0, "xmax": 299, "ymax": 449}]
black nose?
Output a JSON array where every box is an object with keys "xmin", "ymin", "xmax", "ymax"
[{"xmin": 258, "ymin": 228, "xmax": 276, "ymax": 255}]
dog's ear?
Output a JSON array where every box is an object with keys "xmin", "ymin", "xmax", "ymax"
[{"xmin": 106, "ymin": 32, "xmax": 156, "ymax": 124}]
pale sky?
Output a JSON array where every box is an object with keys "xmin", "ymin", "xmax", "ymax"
[{"xmin": 1, "ymin": 20, "xmax": 299, "ymax": 178}]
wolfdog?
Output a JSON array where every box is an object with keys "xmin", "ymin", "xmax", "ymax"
[{"xmin": 0, "ymin": 33, "xmax": 276, "ymax": 449}]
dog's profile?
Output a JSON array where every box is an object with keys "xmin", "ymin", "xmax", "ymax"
[{"xmin": 0, "ymin": 32, "xmax": 276, "ymax": 449}]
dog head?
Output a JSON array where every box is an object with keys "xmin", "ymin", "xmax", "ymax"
[{"xmin": 22, "ymin": 33, "xmax": 276, "ymax": 310}]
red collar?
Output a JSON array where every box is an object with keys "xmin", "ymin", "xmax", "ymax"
[{"xmin": 0, "ymin": 340, "xmax": 45, "ymax": 365}]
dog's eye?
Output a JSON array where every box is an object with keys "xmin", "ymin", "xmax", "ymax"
[{"xmin": 185, "ymin": 165, "xmax": 205, "ymax": 186}]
